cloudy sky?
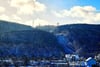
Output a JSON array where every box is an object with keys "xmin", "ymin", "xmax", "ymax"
[{"xmin": 0, "ymin": 0, "xmax": 100, "ymax": 27}]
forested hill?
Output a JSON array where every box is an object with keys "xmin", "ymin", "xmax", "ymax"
[
  {"xmin": 0, "ymin": 20, "xmax": 65, "ymax": 58},
  {"xmin": 55, "ymin": 24, "xmax": 100, "ymax": 57},
  {"xmin": 0, "ymin": 20, "xmax": 33, "ymax": 34},
  {"xmin": 0, "ymin": 20, "xmax": 100, "ymax": 58}
]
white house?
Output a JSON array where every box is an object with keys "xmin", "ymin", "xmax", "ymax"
[{"xmin": 85, "ymin": 57, "xmax": 96, "ymax": 67}]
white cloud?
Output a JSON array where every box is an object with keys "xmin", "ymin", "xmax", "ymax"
[
  {"xmin": 15, "ymin": 18, "xmax": 53, "ymax": 27},
  {"xmin": 0, "ymin": 14, "xmax": 22, "ymax": 23},
  {"xmin": 0, "ymin": 6, "xmax": 5, "ymax": 13},
  {"xmin": 33, "ymin": 18, "xmax": 52, "ymax": 27},
  {"xmin": 12, "ymin": 15, "xmax": 22, "ymax": 21},
  {"xmin": 53, "ymin": 6, "xmax": 100, "ymax": 24},
  {"xmin": 0, "ymin": 14, "xmax": 10, "ymax": 20},
  {"xmin": 10, "ymin": 0, "xmax": 46, "ymax": 15},
  {"xmin": 0, "ymin": 0, "xmax": 100, "ymax": 26},
  {"xmin": 0, "ymin": 0, "xmax": 48, "ymax": 27}
]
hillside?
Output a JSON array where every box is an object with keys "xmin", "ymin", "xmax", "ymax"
[
  {"xmin": 0, "ymin": 29, "xmax": 65, "ymax": 58},
  {"xmin": 0, "ymin": 20, "xmax": 33, "ymax": 34},
  {"xmin": 36, "ymin": 25, "xmax": 56, "ymax": 33},
  {"xmin": 55, "ymin": 24, "xmax": 100, "ymax": 57},
  {"xmin": 0, "ymin": 20, "xmax": 65, "ymax": 58},
  {"xmin": 0, "ymin": 20, "xmax": 100, "ymax": 58}
]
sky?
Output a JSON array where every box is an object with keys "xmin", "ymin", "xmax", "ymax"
[{"xmin": 0, "ymin": 0, "xmax": 100, "ymax": 27}]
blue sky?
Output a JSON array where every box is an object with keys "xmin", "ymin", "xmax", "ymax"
[
  {"xmin": 0, "ymin": 0, "xmax": 100, "ymax": 26},
  {"xmin": 38, "ymin": 0, "xmax": 100, "ymax": 10},
  {"xmin": 78, "ymin": 0, "xmax": 100, "ymax": 9}
]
